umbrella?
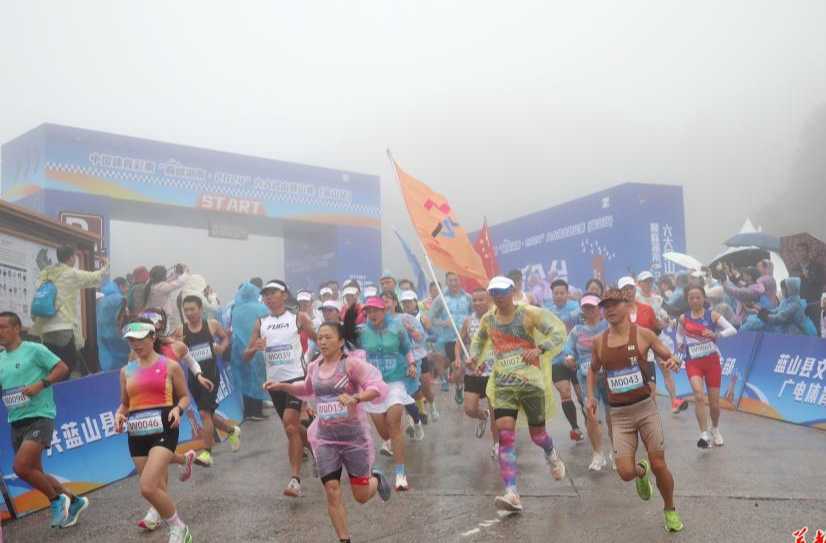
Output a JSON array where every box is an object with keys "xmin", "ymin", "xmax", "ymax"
[
  {"xmin": 663, "ymin": 252, "xmax": 703, "ymax": 271},
  {"xmin": 724, "ymin": 232, "xmax": 781, "ymax": 252},
  {"xmin": 709, "ymin": 246, "xmax": 770, "ymax": 269},
  {"xmin": 780, "ymin": 232, "xmax": 826, "ymax": 275}
]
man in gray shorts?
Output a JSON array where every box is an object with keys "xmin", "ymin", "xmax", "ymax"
[
  {"xmin": 0, "ymin": 311, "xmax": 89, "ymax": 529},
  {"xmin": 587, "ymin": 289, "xmax": 684, "ymax": 533}
]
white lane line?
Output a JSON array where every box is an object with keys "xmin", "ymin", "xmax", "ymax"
[{"xmin": 462, "ymin": 528, "xmax": 481, "ymax": 536}]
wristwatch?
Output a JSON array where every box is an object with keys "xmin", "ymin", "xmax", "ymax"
[{"xmin": 40, "ymin": 378, "xmax": 51, "ymax": 389}]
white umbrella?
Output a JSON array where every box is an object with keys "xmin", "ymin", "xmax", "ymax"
[{"xmin": 663, "ymin": 252, "xmax": 703, "ymax": 271}]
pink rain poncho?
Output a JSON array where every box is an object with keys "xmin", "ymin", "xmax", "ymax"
[{"xmin": 281, "ymin": 349, "xmax": 388, "ymax": 480}]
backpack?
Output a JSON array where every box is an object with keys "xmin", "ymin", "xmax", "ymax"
[{"xmin": 31, "ymin": 280, "xmax": 58, "ymax": 318}]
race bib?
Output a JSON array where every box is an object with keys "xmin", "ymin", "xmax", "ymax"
[
  {"xmin": 606, "ymin": 366, "xmax": 644, "ymax": 393},
  {"xmin": 2, "ymin": 387, "xmax": 30, "ymax": 411},
  {"xmin": 316, "ymin": 401, "xmax": 348, "ymax": 420},
  {"xmin": 265, "ymin": 344, "xmax": 295, "ymax": 366},
  {"xmin": 189, "ymin": 342, "xmax": 213, "ymax": 362},
  {"xmin": 127, "ymin": 410, "xmax": 164, "ymax": 436},
  {"xmin": 688, "ymin": 341, "xmax": 716, "ymax": 359},
  {"xmin": 496, "ymin": 354, "xmax": 526, "ymax": 373}
]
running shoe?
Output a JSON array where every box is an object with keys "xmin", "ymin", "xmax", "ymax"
[
  {"xmin": 283, "ymin": 477, "xmax": 301, "ymax": 498},
  {"xmin": 61, "ymin": 496, "xmax": 89, "ymax": 528},
  {"xmin": 570, "ymin": 429, "xmax": 584, "ymax": 442},
  {"xmin": 697, "ymin": 431, "xmax": 711, "ymax": 449},
  {"xmin": 664, "ymin": 509, "xmax": 685, "ymax": 532},
  {"xmin": 137, "ymin": 507, "xmax": 161, "ymax": 532},
  {"xmin": 372, "ymin": 468, "xmax": 392, "ymax": 501},
  {"xmin": 227, "ymin": 426, "xmax": 241, "ymax": 452},
  {"xmin": 380, "ymin": 440, "xmax": 394, "ymax": 457},
  {"xmin": 179, "ymin": 450, "xmax": 196, "ymax": 482},
  {"xmin": 671, "ymin": 398, "xmax": 688, "ymax": 413},
  {"xmin": 246, "ymin": 413, "xmax": 268, "ymax": 421},
  {"xmin": 304, "ymin": 447, "xmax": 319, "ymax": 477},
  {"xmin": 588, "ymin": 453, "xmax": 607, "ymax": 472},
  {"xmin": 494, "ymin": 491, "xmax": 523, "ymax": 512},
  {"xmin": 395, "ymin": 474, "xmax": 410, "ymax": 491},
  {"xmin": 490, "ymin": 443, "xmax": 500, "ymax": 460},
  {"xmin": 441, "ymin": 381, "xmax": 449, "ymax": 392},
  {"xmin": 454, "ymin": 386, "xmax": 464, "ymax": 405},
  {"xmin": 430, "ymin": 404, "xmax": 440, "ymax": 423},
  {"xmin": 420, "ymin": 410, "xmax": 429, "ymax": 425},
  {"xmin": 545, "ymin": 448, "xmax": 566, "ymax": 480},
  {"xmin": 50, "ymin": 494, "xmax": 70, "ymax": 528},
  {"xmin": 475, "ymin": 410, "xmax": 489, "ymax": 439},
  {"xmin": 168, "ymin": 524, "xmax": 193, "ymax": 543},
  {"xmin": 405, "ymin": 415, "xmax": 415, "ymax": 438},
  {"xmin": 194, "ymin": 450, "xmax": 214, "ymax": 467},
  {"xmin": 635, "ymin": 459, "xmax": 653, "ymax": 501},
  {"xmin": 710, "ymin": 426, "xmax": 724, "ymax": 446},
  {"xmin": 413, "ymin": 422, "xmax": 425, "ymax": 441}
]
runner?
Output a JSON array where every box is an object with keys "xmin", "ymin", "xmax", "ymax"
[
  {"xmin": 265, "ymin": 320, "xmax": 392, "ymax": 543},
  {"xmin": 357, "ymin": 296, "xmax": 418, "ymax": 491},
  {"xmin": 544, "ymin": 279, "xmax": 585, "ymax": 442},
  {"xmin": 175, "ymin": 296, "xmax": 241, "ymax": 467},
  {"xmin": 400, "ymin": 291, "xmax": 439, "ymax": 424},
  {"xmin": 468, "ymin": 276, "xmax": 568, "ymax": 512},
  {"xmin": 429, "ymin": 272, "xmax": 472, "ymax": 400},
  {"xmin": 586, "ymin": 289, "xmax": 684, "ymax": 532},
  {"xmin": 456, "ymin": 289, "xmax": 499, "ymax": 458},
  {"xmin": 561, "ymin": 295, "xmax": 610, "ymax": 470},
  {"xmin": 320, "ymin": 300, "xmax": 343, "ymax": 324},
  {"xmin": 245, "ymin": 280, "xmax": 318, "ymax": 497},
  {"xmin": 585, "ymin": 278, "xmax": 605, "ymax": 297},
  {"xmin": 390, "ymin": 291, "xmax": 426, "ymax": 441},
  {"xmin": 116, "ymin": 321, "xmax": 193, "ymax": 543},
  {"xmin": 0, "ymin": 311, "xmax": 87, "ymax": 529},
  {"xmin": 618, "ymin": 276, "xmax": 661, "ymax": 398},
  {"xmin": 635, "ymin": 272, "xmax": 687, "ymax": 414},
  {"xmin": 507, "ymin": 269, "xmax": 534, "ymax": 306},
  {"xmin": 677, "ymin": 285, "xmax": 737, "ymax": 448}
]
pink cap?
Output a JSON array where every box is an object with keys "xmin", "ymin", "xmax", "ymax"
[
  {"xmin": 581, "ymin": 294, "xmax": 601, "ymax": 307},
  {"xmin": 363, "ymin": 296, "xmax": 386, "ymax": 310}
]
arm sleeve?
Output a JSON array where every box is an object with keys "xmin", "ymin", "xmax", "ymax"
[
  {"xmin": 345, "ymin": 352, "xmax": 389, "ymax": 405},
  {"xmin": 180, "ymin": 352, "xmax": 202, "ymax": 375},
  {"xmin": 716, "ymin": 316, "xmax": 737, "ymax": 338}
]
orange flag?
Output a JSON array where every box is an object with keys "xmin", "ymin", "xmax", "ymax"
[
  {"xmin": 460, "ymin": 217, "xmax": 499, "ymax": 293},
  {"xmin": 393, "ymin": 159, "xmax": 489, "ymax": 284}
]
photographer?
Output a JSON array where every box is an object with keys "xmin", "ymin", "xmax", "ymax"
[{"xmin": 142, "ymin": 264, "xmax": 190, "ymax": 335}]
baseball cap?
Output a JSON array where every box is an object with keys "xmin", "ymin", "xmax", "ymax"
[
  {"xmin": 122, "ymin": 321, "xmax": 155, "ymax": 339},
  {"xmin": 487, "ymin": 276, "xmax": 515, "ymax": 291},
  {"xmin": 400, "ymin": 290, "xmax": 418, "ymax": 302},
  {"xmin": 296, "ymin": 291, "xmax": 312, "ymax": 302},
  {"xmin": 581, "ymin": 294, "xmax": 601, "ymax": 307},
  {"xmin": 321, "ymin": 301, "xmax": 341, "ymax": 311},
  {"xmin": 617, "ymin": 276, "xmax": 636, "ymax": 290},
  {"xmin": 599, "ymin": 288, "xmax": 631, "ymax": 306},
  {"xmin": 638, "ymin": 271, "xmax": 654, "ymax": 282},
  {"xmin": 363, "ymin": 296, "xmax": 386, "ymax": 310}
]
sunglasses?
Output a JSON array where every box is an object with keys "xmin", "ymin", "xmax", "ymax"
[
  {"xmin": 487, "ymin": 288, "xmax": 513, "ymax": 298},
  {"xmin": 139, "ymin": 311, "xmax": 164, "ymax": 325}
]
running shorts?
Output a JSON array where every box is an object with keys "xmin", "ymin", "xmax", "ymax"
[
  {"xmin": 607, "ymin": 396, "xmax": 664, "ymax": 459},
  {"xmin": 11, "ymin": 417, "xmax": 54, "ymax": 454},
  {"xmin": 188, "ymin": 359, "xmax": 222, "ymax": 413},
  {"xmin": 268, "ymin": 377, "xmax": 304, "ymax": 419},
  {"xmin": 420, "ymin": 356, "xmax": 433, "ymax": 374},
  {"xmin": 493, "ymin": 383, "xmax": 546, "ymax": 427},
  {"xmin": 685, "ymin": 353, "xmax": 722, "ymax": 389},
  {"xmin": 444, "ymin": 341, "xmax": 457, "ymax": 364},
  {"xmin": 464, "ymin": 375, "xmax": 489, "ymax": 398},
  {"xmin": 552, "ymin": 363, "xmax": 579, "ymax": 385},
  {"xmin": 127, "ymin": 407, "xmax": 179, "ymax": 457}
]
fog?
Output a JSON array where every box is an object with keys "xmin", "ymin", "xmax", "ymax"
[{"xmin": 2, "ymin": 1, "xmax": 826, "ymax": 297}]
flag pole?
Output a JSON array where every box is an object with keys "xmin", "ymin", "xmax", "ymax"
[{"xmin": 386, "ymin": 149, "xmax": 471, "ymax": 360}]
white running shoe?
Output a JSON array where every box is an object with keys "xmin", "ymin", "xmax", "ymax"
[
  {"xmin": 588, "ymin": 453, "xmax": 607, "ymax": 472},
  {"xmin": 395, "ymin": 474, "xmax": 410, "ymax": 491},
  {"xmin": 283, "ymin": 477, "xmax": 301, "ymax": 498},
  {"xmin": 491, "ymin": 443, "xmax": 500, "ymax": 460},
  {"xmin": 475, "ymin": 410, "xmax": 489, "ymax": 439},
  {"xmin": 405, "ymin": 415, "xmax": 415, "ymax": 438},
  {"xmin": 546, "ymin": 448, "xmax": 566, "ymax": 480},
  {"xmin": 698, "ymin": 431, "xmax": 711, "ymax": 449},
  {"xmin": 413, "ymin": 422, "xmax": 424, "ymax": 441},
  {"xmin": 179, "ymin": 450, "xmax": 196, "ymax": 482},
  {"xmin": 137, "ymin": 507, "xmax": 162, "ymax": 532},
  {"xmin": 710, "ymin": 427, "xmax": 724, "ymax": 446},
  {"xmin": 380, "ymin": 440, "xmax": 394, "ymax": 457},
  {"xmin": 494, "ymin": 491, "xmax": 523, "ymax": 512},
  {"xmin": 168, "ymin": 524, "xmax": 192, "ymax": 543},
  {"xmin": 430, "ymin": 404, "xmax": 440, "ymax": 422}
]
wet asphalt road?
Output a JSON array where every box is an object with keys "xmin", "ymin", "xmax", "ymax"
[{"xmin": 4, "ymin": 394, "xmax": 825, "ymax": 543}]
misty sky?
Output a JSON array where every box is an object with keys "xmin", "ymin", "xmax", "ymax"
[{"xmin": 2, "ymin": 1, "xmax": 826, "ymax": 300}]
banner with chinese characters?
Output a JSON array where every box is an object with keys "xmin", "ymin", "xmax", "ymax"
[
  {"xmin": 654, "ymin": 329, "xmax": 761, "ymax": 410},
  {"xmin": 0, "ymin": 356, "xmax": 243, "ymax": 517},
  {"xmin": 738, "ymin": 334, "xmax": 826, "ymax": 429}
]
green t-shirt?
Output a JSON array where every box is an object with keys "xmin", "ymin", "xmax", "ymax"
[{"xmin": 0, "ymin": 341, "xmax": 60, "ymax": 423}]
